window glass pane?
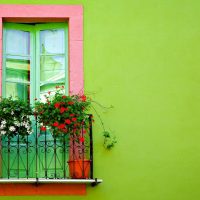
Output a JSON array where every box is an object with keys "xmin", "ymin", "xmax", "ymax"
[
  {"xmin": 40, "ymin": 56, "xmax": 65, "ymax": 82},
  {"xmin": 40, "ymin": 29, "xmax": 65, "ymax": 54},
  {"xmin": 6, "ymin": 30, "xmax": 30, "ymax": 55},
  {"xmin": 6, "ymin": 82, "xmax": 30, "ymax": 101},
  {"xmin": 6, "ymin": 58, "xmax": 30, "ymax": 83},
  {"xmin": 40, "ymin": 83, "xmax": 64, "ymax": 102}
]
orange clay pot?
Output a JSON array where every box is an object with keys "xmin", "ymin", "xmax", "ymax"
[{"xmin": 68, "ymin": 159, "xmax": 91, "ymax": 179}]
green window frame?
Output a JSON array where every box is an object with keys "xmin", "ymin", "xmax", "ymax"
[{"xmin": 2, "ymin": 22, "xmax": 68, "ymax": 103}]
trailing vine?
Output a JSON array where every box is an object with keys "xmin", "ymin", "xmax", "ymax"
[{"xmin": 91, "ymin": 103, "xmax": 117, "ymax": 150}]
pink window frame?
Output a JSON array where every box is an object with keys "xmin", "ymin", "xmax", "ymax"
[{"xmin": 0, "ymin": 4, "xmax": 84, "ymax": 95}]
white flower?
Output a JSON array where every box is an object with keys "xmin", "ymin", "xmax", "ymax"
[
  {"xmin": 0, "ymin": 124, "xmax": 5, "ymax": 129},
  {"xmin": 11, "ymin": 111, "xmax": 14, "ymax": 115},
  {"xmin": 27, "ymin": 130, "xmax": 33, "ymax": 135},
  {"xmin": 9, "ymin": 126, "xmax": 16, "ymax": 132},
  {"xmin": 0, "ymin": 131, "xmax": 6, "ymax": 135},
  {"xmin": 21, "ymin": 121, "xmax": 27, "ymax": 126},
  {"xmin": 3, "ymin": 108, "xmax": 6, "ymax": 112},
  {"xmin": 1, "ymin": 120, "xmax": 6, "ymax": 125},
  {"xmin": 24, "ymin": 123, "xmax": 30, "ymax": 129},
  {"xmin": 14, "ymin": 121, "xmax": 20, "ymax": 127}
]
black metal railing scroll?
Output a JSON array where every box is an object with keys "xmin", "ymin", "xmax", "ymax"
[{"xmin": 0, "ymin": 115, "xmax": 94, "ymax": 180}]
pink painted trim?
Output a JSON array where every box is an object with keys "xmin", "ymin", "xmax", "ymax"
[
  {"xmin": 0, "ymin": 5, "xmax": 84, "ymax": 95},
  {"xmin": 0, "ymin": 5, "xmax": 83, "ymax": 18},
  {"xmin": 0, "ymin": 17, "xmax": 2, "ymax": 96}
]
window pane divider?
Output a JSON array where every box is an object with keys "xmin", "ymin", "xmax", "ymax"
[
  {"xmin": 40, "ymin": 69, "xmax": 64, "ymax": 72},
  {"xmin": 6, "ymin": 54, "xmax": 30, "ymax": 58},
  {"xmin": 40, "ymin": 80, "xmax": 65, "ymax": 83},
  {"xmin": 6, "ymin": 80, "xmax": 30, "ymax": 84},
  {"xmin": 40, "ymin": 83, "xmax": 64, "ymax": 87},
  {"xmin": 40, "ymin": 53, "xmax": 65, "ymax": 57}
]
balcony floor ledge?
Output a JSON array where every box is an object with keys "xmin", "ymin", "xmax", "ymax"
[{"xmin": 0, "ymin": 178, "xmax": 103, "ymax": 185}]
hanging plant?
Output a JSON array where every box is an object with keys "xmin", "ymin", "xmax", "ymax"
[{"xmin": 0, "ymin": 97, "xmax": 33, "ymax": 138}]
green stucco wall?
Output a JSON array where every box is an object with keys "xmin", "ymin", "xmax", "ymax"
[{"xmin": 1, "ymin": 0, "xmax": 200, "ymax": 199}]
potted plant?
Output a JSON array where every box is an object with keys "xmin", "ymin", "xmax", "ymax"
[
  {"xmin": 0, "ymin": 97, "xmax": 33, "ymax": 138},
  {"xmin": 34, "ymin": 87, "xmax": 92, "ymax": 178}
]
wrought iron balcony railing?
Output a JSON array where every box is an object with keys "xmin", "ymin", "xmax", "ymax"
[{"xmin": 0, "ymin": 115, "xmax": 102, "ymax": 185}]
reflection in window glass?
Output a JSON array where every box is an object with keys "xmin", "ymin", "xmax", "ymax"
[
  {"xmin": 40, "ymin": 29, "xmax": 65, "ymax": 54},
  {"xmin": 40, "ymin": 56, "xmax": 65, "ymax": 82},
  {"xmin": 6, "ymin": 82, "xmax": 30, "ymax": 101},
  {"xmin": 6, "ymin": 30, "xmax": 30, "ymax": 55},
  {"xmin": 6, "ymin": 58, "xmax": 30, "ymax": 83},
  {"xmin": 39, "ymin": 28, "xmax": 66, "ymax": 100},
  {"xmin": 5, "ymin": 29, "xmax": 30, "ymax": 102}
]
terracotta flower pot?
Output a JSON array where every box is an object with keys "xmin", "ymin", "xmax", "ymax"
[{"xmin": 68, "ymin": 159, "xmax": 90, "ymax": 179}]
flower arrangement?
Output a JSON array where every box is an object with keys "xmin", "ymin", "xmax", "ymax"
[
  {"xmin": 35, "ymin": 86, "xmax": 117, "ymax": 149},
  {"xmin": 0, "ymin": 88, "xmax": 116, "ymax": 149},
  {"xmin": 0, "ymin": 97, "xmax": 33, "ymax": 138},
  {"xmin": 34, "ymin": 87, "xmax": 91, "ymax": 140}
]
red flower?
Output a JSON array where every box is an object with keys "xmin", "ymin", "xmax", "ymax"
[
  {"xmin": 48, "ymin": 91, "xmax": 51, "ymax": 95},
  {"xmin": 62, "ymin": 95, "xmax": 67, "ymax": 99},
  {"xmin": 65, "ymin": 107, "xmax": 69, "ymax": 111},
  {"xmin": 65, "ymin": 119, "xmax": 71, "ymax": 124},
  {"xmin": 48, "ymin": 102, "xmax": 50, "ymax": 105},
  {"xmin": 81, "ymin": 95, "xmax": 86, "ymax": 102},
  {"xmin": 79, "ymin": 137, "xmax": 85, "ymax": 143},
  {"xmin": 83, "ymin": 130, "xmax": 87, "ymax": 134},
  {"xmin": 70, "ymin": 114, "xmax": 75, "ymax": 117},
  {"xmin": 68, "ymin": 101, "xmax": 74, "ymax": 105},
  {"xmin": 60, "ymin": 107, "xmax": 65, "ymax": 113},
  {"xmin": 53, "ymin": 122, "xmax": 59, "ymax": 127},
  {"xmin": 72, "ymin": 117, "xmax": 77, "ymax": 122},
  {"xmin": 62, "ymin": 128, "xmax": 68, "ymax": 133},
  {"xmin": 58, "ymin": 124, "xmax": 65, "ymax": 129},
  {"xmin": 54, "ymin": 103, "xmax": 60, "ymax": 108},
  {"xmin": 56, "ymin": 86, "xmax": 60, "ymax": 89},
  {"xmin": 40, "ymin": 126, "xmax": 46, "ymax": 131},
  {"xmin": 73, "ymin": 128, "xmax": 77, "ymax": 132}
]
